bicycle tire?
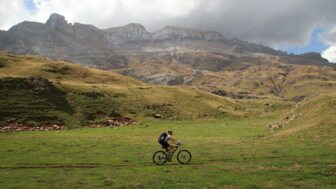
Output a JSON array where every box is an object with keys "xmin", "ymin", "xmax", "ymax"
[
  {"xmin": 177, "ymin": 150, "xmax": 192, "ymax": 164},
  {"xmin": 152, "ymin": 150, "xmax": 167, "ymax": 165}
]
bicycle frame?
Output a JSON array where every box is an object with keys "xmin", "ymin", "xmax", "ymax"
[{"xmin": 166, "ymin": 143, "xmax": 181, "ymax": 157}]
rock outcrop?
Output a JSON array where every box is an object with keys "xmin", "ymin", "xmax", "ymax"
[
  {"xmin": 152, "ymin": 26, "xmax": 204, "ymax": 41},
  {"xmin": 26, "ymin": 76, "xmax": 51, "ymax": 92},
  {"xmin": 46, "ymin": 13, "xmax": 74, "ymax": 33},
  {"xmin": 104, "ymin": 23, "xmax": 151, "ymax": 45}
]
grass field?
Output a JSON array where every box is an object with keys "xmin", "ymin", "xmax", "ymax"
[{"xmin": 0, "ymin": 116, "xmax": 335, "ymax": 188}]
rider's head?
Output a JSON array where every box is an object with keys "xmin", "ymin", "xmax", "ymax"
[{"xmin": 168, "ymin": 129, "xmax": 173, "ymax": 135}]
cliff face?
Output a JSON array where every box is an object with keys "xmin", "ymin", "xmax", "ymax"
[{"xmin": 0, "ymin": 14, "xmax": 127, "ymax": 68}]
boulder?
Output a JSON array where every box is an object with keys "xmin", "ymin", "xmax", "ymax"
[
  {"xmin": 26, "ymin": 76, "xmax": 51, "ymax": 92},
  {"xmin": 153, "ymin": 114, "xmax": 162, "ymax": 119}
]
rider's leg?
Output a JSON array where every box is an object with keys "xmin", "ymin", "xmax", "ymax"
[{"xmin": 167, "ymin": 145, "xmax": 176, "ymax": 153}]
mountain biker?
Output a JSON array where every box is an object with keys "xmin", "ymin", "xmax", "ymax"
[{"xmin": 158, "ymin": 129, "xmax": 177, "ymax": 153}]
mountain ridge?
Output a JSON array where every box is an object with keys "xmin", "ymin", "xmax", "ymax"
[{"xmin": 1, "ymin": 13, "xmax": 328, "ymax": 64}]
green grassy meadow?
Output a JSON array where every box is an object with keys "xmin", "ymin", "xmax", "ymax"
[{"xmin": 0, "ymin": 117, "xmax": 335, "ymax": 188}]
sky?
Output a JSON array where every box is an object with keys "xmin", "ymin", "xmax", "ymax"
[{"xmin": 0, "ymin": 0, "xmax": 335, "ymax": 63}]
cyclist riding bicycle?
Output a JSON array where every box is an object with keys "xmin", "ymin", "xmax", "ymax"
[
  {"xmin": 158, "ymin": 129, "xmax": 178, "ymax": 152},
  {"xmin": 154, "ymin": 129, "xmax": 191, "ymax": 165}
]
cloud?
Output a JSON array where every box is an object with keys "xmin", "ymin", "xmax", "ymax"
[
  {"xmin": 322, "ymin": 45, "xmax": 336, "ymax": 63},
  {"xmin": 25, "ymin": 0, "xmax": 201, "ymax": 29},
  {"xmin": 0, "ymin": 0, "xmax": 30, "ymax": 30},
  {"xmin": 1, "ymin": 0, "xmax": 336, "ymax": 61},
  {"xmin": 321, "ymin": 26, "xmax": 336, "ymax": 63}
]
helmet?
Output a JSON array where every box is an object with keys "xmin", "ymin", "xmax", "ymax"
[{"xmin": 167, "ymin": 129, "xmax": 173, "ymax": 135}]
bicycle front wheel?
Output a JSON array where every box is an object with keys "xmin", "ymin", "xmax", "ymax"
[
  {"xmin": 153, "ymin": 151, "xmax": 167, "ymax": 165},
  {"xmin": 177, "ymin": 150, "xmax": 192, "ymax": 164}
]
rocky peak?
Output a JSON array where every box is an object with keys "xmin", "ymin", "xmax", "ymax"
[
  {"xmin": 72, "ymin": 23, "xmax": 105, "ymax": 43},
  {"xmin": 105, "ymin": 23, "xmax": 148, "ymax": 34},
  {"xmin": 229, "ymin": 38, "xmax": 285, "ymax": 55},
  {"xmin": 298, "ymin": 52, "xmax": 329, "ymax": 64},
  {"xmin": 124, "ymin": 23, "xmax": 147, "ymax": 32},
  {"xmin": 46, "ymin": 13, "xmax": 73, "ymax": 34},
  {"xmin": 299, "ymin": 52, "xmax": 324, "ymax": 59},
  {"xmin": 152, "ymin": 26, "xmax": 204, "ymax": 41},
  {"xmin": 103, "ymin": 23, "xmax": 150, "ymax": 44}
]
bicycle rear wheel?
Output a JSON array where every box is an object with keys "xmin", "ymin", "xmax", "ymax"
[
  {"xmin": 177, "ymin": 150, "xmax": 192, "ymax": 164},
  {"xmin": 153, "ymin": 151, "xmax": 167, "ymax": 165}
]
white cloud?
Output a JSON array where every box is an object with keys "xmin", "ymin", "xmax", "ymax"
[
  {"xmin": 0, "ymin": 0, "xmax": 201, "ymax": 30},
  {"xmin": 24, "ymin": 0, "xmax": 200, "ymax": 29},
  {"xmin": 322, "ymin": 45, "xmax": 336, "ymax": 63},
  {"xmin": 30, "ymin": 0, "xmax": 120, "ymax": 27},
  {"xmin": 121, "ymin": 0, "xmax": 200, "ymax": 18},
  {"xmin": 0, "ymin": 0, "xmax": 30, "ymax": 30},
  {"xmin": 321, "ymin": 26, "xmax": 336, "ymax": 63}
]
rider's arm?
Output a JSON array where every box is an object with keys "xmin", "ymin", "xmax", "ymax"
[{"xmin": 167, "ymin": 137, "xmax": 177, "ymax": 145}]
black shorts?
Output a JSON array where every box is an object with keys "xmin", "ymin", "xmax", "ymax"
[{"xmin": 161, "ymin": 142, "xmax": 169, "ymax": 149}]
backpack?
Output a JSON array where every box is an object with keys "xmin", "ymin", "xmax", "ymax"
[{"xmin": 158, "ymin": 132, "xmax": 167, "ymax": 144}]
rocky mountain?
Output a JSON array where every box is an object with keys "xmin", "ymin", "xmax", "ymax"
[
  {"xmin": 0, "ymin": 13, "xmax": 334, "ymax": 98},
  {"xmin": 0, "ymin": 13, "xmax": 127, "ymax": 68},
  {"xmin": 1, "ymin": 13, "xmax": 328, "ymax": 64}
]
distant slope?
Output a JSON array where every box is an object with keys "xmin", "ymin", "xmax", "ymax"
[
  {"xmin": 117, "ymin": 53, "xmax": 336, "ymax": 98},
  {"xmin": 270, "ymin": 93, "xmax": 336, "ymax": 140},
  {"xmin": 0, "ymin": 52, "xmax": 243, "ymax": 127}
]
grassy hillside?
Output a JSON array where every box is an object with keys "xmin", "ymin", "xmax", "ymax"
[
  {"xmin": 271, "ymin": 93, "xmax": 336, "ymax": 138},
  {"xmin": 0, "ymin": 52, "xmax": 248, "ymax": 127}
]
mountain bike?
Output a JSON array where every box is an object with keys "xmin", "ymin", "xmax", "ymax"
[{"xmin": 152, "ymin": 142, "xmax": 191, "ymax": 165}]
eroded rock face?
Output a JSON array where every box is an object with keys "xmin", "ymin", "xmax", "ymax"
[
  {"xmin": 143, "ymin": 73, "xmax": 189, "ymax": 86},
  {"xmin": 298, "ymin": 52, "xmax": 329, "ymax": 64},
  {"xmin": 26, "ymin": 77, "xmax": 51, "ymax": 92},
  {"xmin": 46, "ymin": 13, "xmax": 74, "ymax": 34},
  {"xmin": 104, "ymin": 23, "xmax": 151, "ymax": 45},
  {"xmin": 152, "ymin": 26, "xmax": 204, "ymax": 41}
]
